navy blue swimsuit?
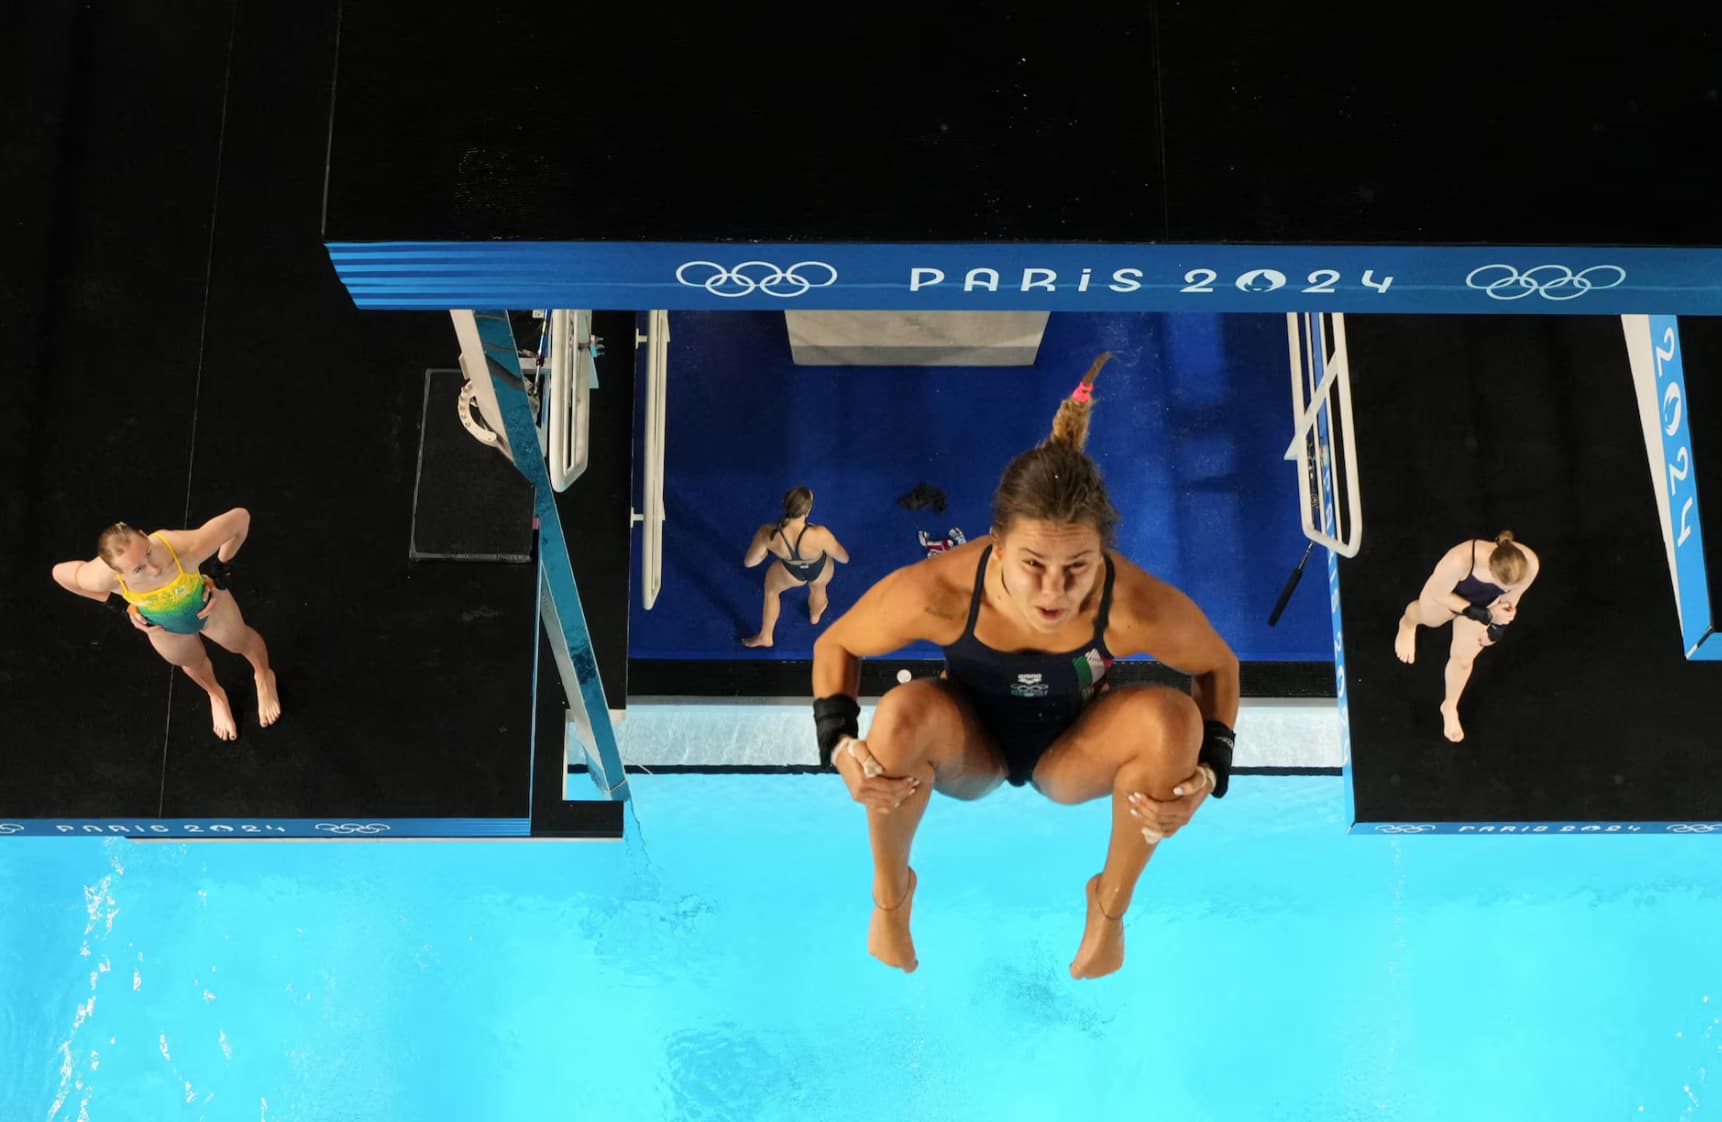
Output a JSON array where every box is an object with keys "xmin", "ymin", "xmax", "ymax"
[
  {"xmin": 1452, "ymin": 542, "xmax": 1506, "ymax": 608},
  {"xmin": 940, "ymin": 545, "xmax": 1117, "ymax": 787},
  {"xmin": 777, "ymin": 524, "xmax": 827, "ymax": 583}
]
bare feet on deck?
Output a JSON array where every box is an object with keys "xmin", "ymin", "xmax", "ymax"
[
  {"xmin": 869, "ymin": 868, "xmax": 918, "ymax": 972},
  {"xmin": 1069, "ymin": 874, "xmax": 1126, "ymax": 980},
  {"xmin": 740, "ymin": 634, "xmax": 772, "ymax": 648},
  {"xmin": 256, "ymin": 669, "xmax": 282, "ymax": 727},
  {"xmin": 1441, "ymin": 702, "xmax": 1464, "ymax": 742},
  {"xmin": 1394, "ymin": 616, "xmax": 1417, "ymax": 663},
  {"xmin": 210, "ymin": 689, "xmax": 238, "ymax": 742}
]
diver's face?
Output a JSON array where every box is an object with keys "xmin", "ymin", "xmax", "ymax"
[
  {"xmin": 111, "ymin": 535, "xmax": 161, "ymax": 582},
  {"xmin": 995, "ymin": 520, "xmax": 1103, "ymax": 632}
]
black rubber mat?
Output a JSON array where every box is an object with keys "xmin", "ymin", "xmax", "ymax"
[{"xmin": 409, "ymin": 369, "xmax": 534, "ymax": 563}]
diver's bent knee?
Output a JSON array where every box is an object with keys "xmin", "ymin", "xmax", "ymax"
[
  {"xmin": 1123, "ymin": 685, "xmax": 1202, "ymax": 737},
  {"xmin": 867, "ymin": 679, "xmax": 961, "ymax": 764},
  {"xmin": 1107, "ymin": 687, "xmax": 1203, "ymax": 775}
]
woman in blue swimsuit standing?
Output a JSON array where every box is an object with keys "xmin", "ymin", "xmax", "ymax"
[
  {"xmin": 741, "ymin": 487, "xmax": 850, "ymax": 648},
  {"xmin": 809, "ymin": 354, "xmax": 1241, "ymax": 980},
  {"xmin": 1394, "ymin": 531, "xmax": 1540, "ymax": 742}
]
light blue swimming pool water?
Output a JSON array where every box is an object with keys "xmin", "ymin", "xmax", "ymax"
[{"xmin": 3, "ymin": 775, "xmax": 1718, "ymax": 1121}]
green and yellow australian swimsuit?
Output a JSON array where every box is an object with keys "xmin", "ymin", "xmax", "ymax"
[{"xmin": 115, "ymin": 534, "xmax": 211, "ymax": 634}]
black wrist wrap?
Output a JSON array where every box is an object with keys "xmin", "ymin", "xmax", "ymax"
[{"xmin": 813, "ymin": 695, "xmax": 860, "ymax": 769}]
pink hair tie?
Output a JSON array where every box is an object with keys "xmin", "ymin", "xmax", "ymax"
[{"xmin": 1069, "ymin": 381, "xmax": 1094, "ymax": 404}]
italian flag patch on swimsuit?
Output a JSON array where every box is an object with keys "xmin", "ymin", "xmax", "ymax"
[{"xmin": 1074, "ymin": 648, "xmax": 1112, "ymax": 699}]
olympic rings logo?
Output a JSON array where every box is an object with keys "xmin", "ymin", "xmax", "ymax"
[
  {"xmin": 0, "ymin": 823, "xmax": 23, "ymax": 834},
  {"xmin": 314, "ymin": 822, "xmax": 391, "ymax": 836},
  {"xmin": 1465, "ymin": 263, "xmax": 1626, "ymax": 302},
  {"xmin": 675, "ymin": 260, "xmax": 838, "ymax": 298},
  {"xmin": 1669, "ymin": 823, "xmax": 1722, "ymax": 834},
  {"xmin": 1373, "ymin": 824, "xmax": 1436, "ymax": 834}
]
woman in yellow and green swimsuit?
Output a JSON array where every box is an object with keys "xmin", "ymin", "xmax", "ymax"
[
  {"xmin": 51, "ymin": 508, "xmax": 280, "ymax": 741},
  {"xmin": 113, "ymin": 533, "xmax": 213, "ymax": 633}
]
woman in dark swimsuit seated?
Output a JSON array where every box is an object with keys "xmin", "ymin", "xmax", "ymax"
[
  {"xmin": 1394, "ymin": 530, "xmax": 1541, "ymax": 742},
  {"xmin": 742, "ymin": 487, "xmax": 850, "ymax": 648},
  {"xmin": 809, "ymin": 353, "xmax": 1240, "ymax": 980}
]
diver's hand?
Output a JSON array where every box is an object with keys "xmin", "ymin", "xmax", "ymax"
[
  {"xmin": 1128, "ymin": 765, "xmax": 1215, "ymax": 843},
  {"xmin": 835, "ymin": 737, "xmax": 922, "ymax": 814}
]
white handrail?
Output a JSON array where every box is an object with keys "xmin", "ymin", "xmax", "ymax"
[
  {"xmin": 1284, "ymin": 312, "xmax": 1363, "ymax": 558},
  {"xmin": 640, "ymin": 310, "xmax": 669, "ymax": 609},
  {"xmin": 547, "ymin": 309, "xmax": 593, "ymax": 492}
]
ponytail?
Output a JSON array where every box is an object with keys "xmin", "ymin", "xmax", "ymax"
[
  {"xmin": 992, "ymin": 353, "xmax": 1121, "ymax": 543},
  {"xmin": 1047, "ymin": 351, "xmax": 1113, "ymax": 452}
]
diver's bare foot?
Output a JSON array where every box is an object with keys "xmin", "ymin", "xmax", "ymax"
[
  {"xmin": 741, "ymin": 633, "xmax": 772, "ymax": 648},
  {"xmin": 809, "ymin": 604, "xmax": 826, "ymax": 625},
  {"xmin": 210, "ymin": 690, "xmax": 238, "ymax": 742},
  {"xmin": 868, "ymin": 868, "xmax": 918, "ymax": 973},
  {"xmin": 1441, "ymin": 702, "xmax": 1464, "ymax": 742},
  {"xmin": 1070, "ymin": 875, "xmax": 1126, "ymax": 980},
  {"xmin": 1394, "ymin": 616, "xmax": 1417, "ymax": 663},
  {"xmin": 255, "ymin": 670, "xmax": 281, "ymax": 727}
]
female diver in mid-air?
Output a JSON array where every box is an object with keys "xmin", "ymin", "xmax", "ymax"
[
  {"xmin": 810, "ymin": 353, "xmax": 1240, "ymax": 979},
  {"xmin": 51, "ymin": 508, "xmax": 280, "ymax": 741}
]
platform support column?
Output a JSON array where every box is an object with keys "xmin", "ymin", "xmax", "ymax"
[{"xmin": 451, "ymin": 309, "xmax": 629, "ymax": 801}]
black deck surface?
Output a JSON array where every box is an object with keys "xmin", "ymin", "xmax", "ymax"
[
  {"xmin": 322, "ymin": 3, "xmax": 1722, "ymax": 245},
  {"xmin": 2, "ymin": 0, "xmax": 543, "ymax": 824},
  {"xmin": 4, "ymin": 1, "xmax": 232, "ymax": 817},
  {"xmin": 1339, "ymin": 315, "xmax": 1722, "ymax": 823}
]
